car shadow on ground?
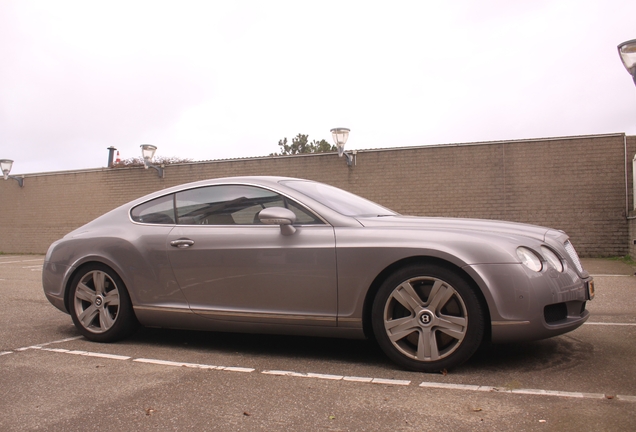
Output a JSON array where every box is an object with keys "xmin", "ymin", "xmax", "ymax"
[
  {"xmin": 467, "ymin": 334, "xmax": 594, "ymax": 373},
  {"xmin": 125, "ymin": 327, "xmax": 394, "ymax": 368},
  {"xmin": 112, "ymin": 326, "xmax": 592, "ymax": 374}
]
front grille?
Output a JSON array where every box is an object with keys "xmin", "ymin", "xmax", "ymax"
[
  {"xmin": 544, "ymin": 303, "xmax": 568, "ymax": 324},
  {"xmin": 564, "ymin": 240, "xmax": 583, "ymax": 273}
]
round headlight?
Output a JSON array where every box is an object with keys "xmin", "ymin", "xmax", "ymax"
[
  {"xmin": 541, "ymin": 246, "xmax": 564, "ymax": 272},
  {"xmin": 517, "ymin": 247, "xmax": 543, "ymax": 272}
]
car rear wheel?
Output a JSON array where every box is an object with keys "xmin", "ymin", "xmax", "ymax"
[
  {"xmin": 69, "ymin": 264, "xmax": 138, "ymax": 342},
  {"xmin": 372, "ymin": 264, "xmax": 484, "ymax": 372}
]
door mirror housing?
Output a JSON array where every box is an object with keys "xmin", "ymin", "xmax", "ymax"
[{"xmin": 258, "ymin": 207, "xmax": 297, "ymax": 235}]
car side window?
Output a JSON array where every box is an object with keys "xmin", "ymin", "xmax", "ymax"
[
  {"xmin": 131, "ymin": 194, "xmax": 176, "ymax": 224},
  {"xmin": 175, "ymin": 185, "xmax": 322, "ymax": 225}
]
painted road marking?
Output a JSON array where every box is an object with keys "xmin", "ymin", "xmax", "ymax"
[
  {"xmin": 584, "ymin": 322, "xmax": 636, "ymax": 326},
  {"xmin": 133, "ymin": 358, "xmax": 254, "ymax": 373},
  {"xmin": 0, "ymin": 259, "xmax": 44, "ymax": 265},
  {"xmin": 15, "ymin": 335, "xmax": 83, "ymax": 351},
  {"xmin": 418, "ymin": 381, "xmax": 636, "ymax": 402},
  {"xmin": 10, "ymin": 337, "xmax": 636, "ymax": 402}
]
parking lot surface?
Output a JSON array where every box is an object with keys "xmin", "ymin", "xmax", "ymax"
[{"xmin": 1, "ymin": 255, "xmax": 635, "ymax": 431}]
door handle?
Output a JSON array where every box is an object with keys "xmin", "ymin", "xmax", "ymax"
[{"xmin": 170, "ymin": 239, "xmax": 195, "ymax": 248}]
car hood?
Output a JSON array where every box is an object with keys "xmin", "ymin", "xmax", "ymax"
[{"xmin": 355, "ymin": 215, "xmax": 553, "ymax": 242}]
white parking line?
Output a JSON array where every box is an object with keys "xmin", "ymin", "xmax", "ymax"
[
  {"xmin": 36, "ymin": 347, "xmax": 131, "ymax": 360},
  {"xmin": 584, "ymin": 322, "xmax": 636, "ymax": 326},
  {"xmin": 15, "ymin": 336, "xmax": 83, "ymax": 351},
  {"xmin": 262, "ymin": 370, "xmax": 410, "ymax": 385},
  {"xmin": 418, "ymin": 381, "xmax": 636, "ymax": 402},
  {"xmin": 135, "ymin": 358, "xmax": 225, "ymax": 370},
  {"xmin": 11, "ymin": 337, "xmax": 636, "ymax": 403},
  {"xmin": 0, "ymin": 259, "xmax": 44, "ymax": 265}
]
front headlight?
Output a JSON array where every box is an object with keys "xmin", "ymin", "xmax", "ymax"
[
  {"xmin": 517, "ymin": 247, "xmax": 543, "ymax": 272},
  {"xmin": 541, "ymin": 246, "xmax": 564, "ymax": 272}
]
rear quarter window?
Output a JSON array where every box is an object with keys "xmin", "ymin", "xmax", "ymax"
[{"xmin": 131, "ymin": 194, "xmax": 176, "ymax": 224}]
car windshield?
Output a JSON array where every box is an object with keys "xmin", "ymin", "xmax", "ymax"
[{"xmin": 281, "ymin": 180, "xmax": 396, "ymax": 217}]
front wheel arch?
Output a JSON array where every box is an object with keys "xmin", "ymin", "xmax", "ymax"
[
  {"xmin": 364, "ymin": 258, "xmax": 490, "ymax": 371},
  {"xmin": 363, "ymin": 257, "xmax": 490, "ymax": 339}
]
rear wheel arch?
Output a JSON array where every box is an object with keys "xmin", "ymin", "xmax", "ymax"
[
  {"xmin": 64, "ymin": 262, "xmax": 139, "ymax": 342},
  {"xmin": 64, "ymin": 260, "xmax": 130, "ymax": 312}
]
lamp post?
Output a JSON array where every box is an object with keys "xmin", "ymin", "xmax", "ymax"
[
  {"xmin": 618, "ymin": 40, "xmax": 636, "ymax": 210},
  {"xmin": 330, "ymin": 127, "xmax": 355, "ymax": 166},
  {"xmin": 0, "ymin": 159, "xmax": 24, "ymax": 187},
  {"xmin": 140, "ymin": 144, "xmax": 164, "ymax": 178},
  {"xmin": 618, "ymin": 39, "xmax": 636, "ymax": 85}
]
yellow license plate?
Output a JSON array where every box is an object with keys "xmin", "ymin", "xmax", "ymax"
[{"xmin": 587, "ymin": 280, "xmax": 595, "ymax": 300}]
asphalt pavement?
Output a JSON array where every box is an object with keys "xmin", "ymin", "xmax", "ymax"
[{"xmin": 1, "ymin": 256, "xmax": 635, "ymax": 431}]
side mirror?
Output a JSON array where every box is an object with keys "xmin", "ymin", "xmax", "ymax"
[{"xmin": 258, "ymin": 207, "xmax": 297, "ymax": 235}]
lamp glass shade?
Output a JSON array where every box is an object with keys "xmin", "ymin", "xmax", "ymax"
[
  {"xmin": 0, "ymin": 159, "xmax": 13, "ymax": 180},
  {"xmin": 618, "ymin": 39, "xmax": 636, "ymax": 77},
  {"xmin": 140, "ymin": 144, "xmax": 157, "ymax": 166},
  {"xmin": 330, "ymin": 128, "xmax": 350, "ymax": 157}
]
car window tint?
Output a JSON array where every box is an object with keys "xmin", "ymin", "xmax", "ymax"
[
  {"xmin": 175, "ymin": 185, "xmax": 322, "ymax": 225},
  {"xmin": 131, "ymin": 194, "xmax": 176, "ymax": 224},
  {"xmin": 286, "ymin": 200, "xmax": 322, "ymax": 224}
]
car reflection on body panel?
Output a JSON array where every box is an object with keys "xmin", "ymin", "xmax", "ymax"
[{"xmin": 42, "ymin": 176, "xmax": 594, "ymax": 372}]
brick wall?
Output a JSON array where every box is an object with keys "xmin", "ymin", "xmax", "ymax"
[{"xmin": 1, "ymin": 133, "xmax": 633, "ymax": 257}]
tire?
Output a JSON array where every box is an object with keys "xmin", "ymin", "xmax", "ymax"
[
  {"xmin": 68, "ymin": 263, "xmax": 138, "ymax": 342},
  {"xmin": 372, "ymin": 264, "xmax": 484, "ymax": 372}
]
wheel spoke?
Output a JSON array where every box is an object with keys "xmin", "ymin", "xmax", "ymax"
[
  {"xmin": 99, "ymin": 308, "xmax": 115, "ymax": 330},
  {"xmin": 93, "ymin": 271, "xmax": 106, "ymax": 295},
  {"xmin": 426, "ymin": 280, "xmax": 454, "ymax": 312},
  {"xmin": 79, "ymin": 304, "xmax": 99, "ymax": 327},
  {"xmin": 75, "ymin": 282, "xmax": 95, "ymax": 303},
  {"xmin": 392, "ymin": 282, "xmax": 424, "ymax": 313},
  {"xmin": 439, "ymin": 314, "xmax": 467, "ymax": 327},
  {"xmin": 385, "ymin": 316, "xmax": 419, "ymax": 342},
  {"xmin": 436, "ymin": 315, "xmax": 467, "ymax": 341},
  {"xmin": 416, "ymin": 328, "xmax": 440, "ymax": 361},
  {"xmin": 103, "ymin": 290, "xmax": 120, "ymax": 307}
]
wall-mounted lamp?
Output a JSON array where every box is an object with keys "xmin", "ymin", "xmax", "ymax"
[
  {"xmin": 140, "ymin": 144, "xmax": 164, "ymax": 178},
  {"xmin": 0, "ymin": 159, "xmax": 24, "ymax": 187},
  {"xmin": 618, "ymin": 39, "xmax": 636, "ymax": 85},
  {"xmin": 330, "ymin": 127, "xmax": 355, "ymax": 166}
]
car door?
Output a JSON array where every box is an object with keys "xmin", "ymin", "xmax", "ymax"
[{"xmin": 166, "ymin": 184, "xmax": 338, "ymax": 327}]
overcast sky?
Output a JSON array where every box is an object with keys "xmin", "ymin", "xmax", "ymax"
[{"xmin": 2, "ymin": 0, "xmax": 636, "ymax": 175}]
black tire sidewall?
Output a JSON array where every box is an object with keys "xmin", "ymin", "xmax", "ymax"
[{"xmin": 372, "ymin": 264, "xmax": 484, "ymax": 372}]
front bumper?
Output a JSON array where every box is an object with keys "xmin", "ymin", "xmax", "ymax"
[{"xmin": 468, "ymin": 263, "xmax": 592, "ymax": 344}]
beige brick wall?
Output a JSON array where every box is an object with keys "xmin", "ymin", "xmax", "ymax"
[{"xmin": 0, "ymin": 133, "xmax": 632, "ymax": 257}]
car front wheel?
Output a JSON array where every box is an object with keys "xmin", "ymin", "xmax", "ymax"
[
  {"xmin": 372, "ymin": 264, "xmax": 484, "ymax": 372},
  {"xmin": 69, "ymin": 264, "xmax": 138, "ymax": 342}
]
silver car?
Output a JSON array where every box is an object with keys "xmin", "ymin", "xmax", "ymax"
[{"xmin": 42, "ymin": 176, "xmax": 594, "ymax": 372}]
